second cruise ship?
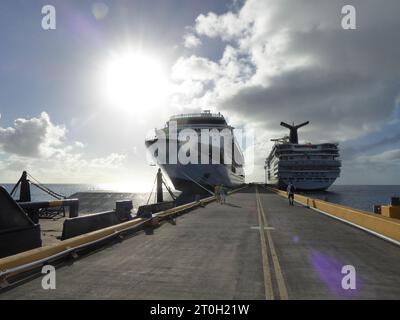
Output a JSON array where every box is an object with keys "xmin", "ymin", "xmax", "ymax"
[{"xmin": 265, "ymin": 121, "xmax": 341, "ymax": 191}]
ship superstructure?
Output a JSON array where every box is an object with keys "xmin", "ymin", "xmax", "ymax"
[{"xmin": 265, "ymin": 121, "xmax": 341, "ymax": 191}]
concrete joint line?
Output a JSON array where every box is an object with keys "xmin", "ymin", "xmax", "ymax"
[{"xmin": 250, "ymin": 226, "xmax": 275, "ymax": 231}]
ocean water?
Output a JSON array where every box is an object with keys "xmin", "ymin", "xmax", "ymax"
[
  {"xmin": 1, "ymin": 183, "xmax": 399, "ymax": 213},
  {"xmin": 2, "ymin": 184, "xmax": 107, "ymax": 202},
  {"xmin": 301, "ymin": 185, "xmax": 400, "ymax": 212},
  {"xmin": 1, "ymin": 184, "xmax": 155, "ymax": 210}
]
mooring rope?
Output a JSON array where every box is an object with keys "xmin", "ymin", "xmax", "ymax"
[
  {"xmin": 146, "ymin": 173, "xmax": 158, "ymax": 205},
  {"xmin": 27, "ymin": 172, "xmax": 66, "ymax": 199}
]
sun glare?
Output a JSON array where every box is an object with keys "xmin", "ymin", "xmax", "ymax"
[{"xmin": 102, "ymin": 50, "xmax": 168, "ymax": 114}]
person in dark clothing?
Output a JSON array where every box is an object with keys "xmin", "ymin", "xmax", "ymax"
[{"xmin": 287, "ymin": 182, "xmax": 295, "ymax": 206}]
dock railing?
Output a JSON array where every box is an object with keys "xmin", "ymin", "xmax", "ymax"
[
  {"xmin": 265, "ymin": 186, "xmax": 400, "ymax": 244},
  {"xmin": 0, "ymin": 185, "xmax": 248, "ymax": 286}
]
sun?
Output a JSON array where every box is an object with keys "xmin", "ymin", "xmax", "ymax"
[{"xmin": 102, "ymin": 50, "xmax": 168, "ymax": 114}]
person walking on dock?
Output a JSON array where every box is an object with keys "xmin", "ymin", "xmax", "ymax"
[
  {"xmin": 220, "ymin": 185, "xmax": 226, "ymax": 205},
  {"xmin": 287, "ymin": 182, "xmax": 295, "ymax": 206},
  {"xmin": 214, "ymin": 184, "xmax": 221, "ymax": 203}
]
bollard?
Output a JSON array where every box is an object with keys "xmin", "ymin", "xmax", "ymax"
[
  {"xmin": 373, "ymin": 205, "xmax": 381, "ymax": 214},
  {"xmin": 69, "ymin": 200, "xmax": 79, "ymax": 218},
  {"xmin": 157, "ymin": 168, "xmax": 163, "ymax": 203},
  {"xmin": 391, "ymin": 197, "xmax": 400, "ymax": 206},
  {"xmin": 115, "ymin": 200, "xmax": 133, "ymax": 222}
]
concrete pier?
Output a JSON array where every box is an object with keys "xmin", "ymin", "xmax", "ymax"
[{"xmin": 2, "ymin": 186, "xmax": 400, "ymax": 300}]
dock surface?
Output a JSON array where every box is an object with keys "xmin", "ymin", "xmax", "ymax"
[{"xmin": 2, "ymin": 186, "xmax": 400, "ymax": 300}]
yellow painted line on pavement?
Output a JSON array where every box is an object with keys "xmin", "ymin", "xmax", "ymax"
[
  {"xmin": 49, "ymin": 200, "xmax": 63, "ymax": 207},
  {"xmin": 255, "ymin": 186, "xmax": 274, "ymax": 300},
  {"xmin": 256, "ymin": 186, "xmax": 289, "ymax": 300}
]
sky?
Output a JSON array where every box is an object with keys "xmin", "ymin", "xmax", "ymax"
[{"xmin": 0, "ymin": 0, "xmax": 399, "ymax": 190}]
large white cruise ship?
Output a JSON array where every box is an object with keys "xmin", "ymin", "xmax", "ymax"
[
  {"xmin": 265, "ymin": 121, "xmax": 341, "ymax": 191},
  {"xmin": 145, "ymin": 111, "xmax": 245, "ymax": 195}
]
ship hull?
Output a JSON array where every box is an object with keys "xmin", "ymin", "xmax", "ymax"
[
  {"xmin": 269, "ymin": 177, "xmax": 336, "ymax": 191},
  {"xmin": 160, "ymin": 163, "xmax": 244, "ymax": 194},
  {"xmin": 146, "ymin": 132, "xmax": 245, "ymax": 194}
]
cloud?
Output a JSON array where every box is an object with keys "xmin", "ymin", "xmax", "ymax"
[
  {"xmin": 171, "ymin": 55, "xmax": 220, "ymax": 81},
  {"xmin": 357, "ymin": 149, "xmax": 400, "ymax": 164},
  {"xmin": 183, "ymin": 33, "xmax": 202, "ymax": 49},
  {"xmin": 341, "ymin": 132, "xmax": 400, "ymax": 160},
  {"xmin": 222, "ymin": 68, "xmax": 398, "ymax": 140},
  {"xmin": 74, "ymin": 141, "xmax": 85, "ymax": 148},
  {"xmin": 195, "ymin": 11, "xmax": 249, "ymax": 41},
  {"xmin": 173, "ymin": 0, "xmax": 400, "ymax": 141},
  {"xmin": 0, "ymin": 112, "xmax": 66, "ymax": 158},
  {"xmin": 168, "ymin": 0, "xmax": 400, "ymax": 182},
  {"xmin": 1, "ymin": 155, "xmax": 32, "ymax": 172},
  {"xmin": 92, "ymin": 2, "xmax": 109, "ymax": 20},
  {"xmin": 0, "ymin": 112, "xmax": 128, "ymax": 183},
  {"xmin": 89, "ymin": 153, "xmax": 126, "ymax": 168}
]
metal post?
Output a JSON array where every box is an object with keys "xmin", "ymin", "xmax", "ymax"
[
  {"xmin": 156, "ymin": 168, "xmax": 163, "ymax": 203},
  {"xmin": 69, "ymin": 200, "xmax": 79, "ymax": 218},
  {"xmin": 19, "ymin": 171, "xmax": 31, "ymax": 202}
]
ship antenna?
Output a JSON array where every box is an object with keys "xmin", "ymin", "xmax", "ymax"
[{"xmin": 280, "ymin": 121, "xmax": 309, "ymax": 144}]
